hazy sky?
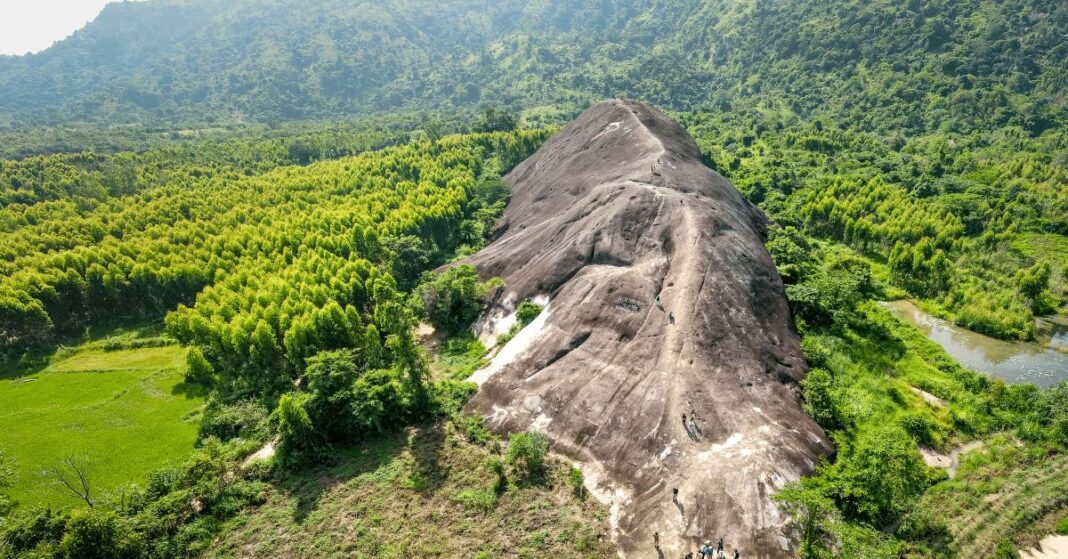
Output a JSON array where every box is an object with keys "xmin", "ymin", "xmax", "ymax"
[{"xmin": 0, "ymin": 1, "xmax": 124, "ymax": 56}]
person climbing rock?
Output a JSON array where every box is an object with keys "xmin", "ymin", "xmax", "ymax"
[
  {"xmin": 701, "ymin": 541, "xmax": 713, "ymax": 558},
  {"xmin": 653, "ymin": 531, "xmax": 660, "ymax": 549},
  {"xmin": 672, "ymin": 487, "xmax": 679, "ymax": 502},
  {"xmin": 669, "ymin": 311, "xmax": 675, "ymax": 325},
  {"xmin": 717, "ymin": 536, "xmax": 724, "ymax": 553}
]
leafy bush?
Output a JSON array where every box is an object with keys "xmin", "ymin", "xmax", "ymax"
[
  {"xmin": 801, "ymin": 368, "xmax": 844, "ymax": 432},
  {"xmin": 515, "ymin": 301, "xmax": 543, "ymax": 326},
  {"xmin": 412, "ymin": 265, "xmax": 502, "ymax": 334},
  {"xmin": 59, "ymin": 509, "xmax": 140, "ymax": 559},
  {"xmin": 199, "ymin": 400, "xmax": 269, "ymax": 442},
  {"xmin": 826, "ymin": 425, "xmax": 933, "ymax": 526},
  {"xmin": 489, "ymin": 457, "xmax": 507, "ymax": 494},
  {"xmin": 899, "ymin": 413, "xmax": 936, "ymax": 446},
  {"xmin": 454, "ymin": 414, "xmax": 495, "ymax": 446},
  {"xmin": 568, "ymin": 467, "xmax": 585, "ymax": 499},
  {"xmin": 506, "ymin": 432, "xmax": 548, "ymax": 482}
]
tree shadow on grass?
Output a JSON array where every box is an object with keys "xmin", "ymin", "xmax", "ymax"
[
  {"xmin": 409, "ymin": 422, "xmax": 448, "ymax": 494},
  {"xmin": 283, "ymin": 422, "xmax": 450, "ymax": 523}
]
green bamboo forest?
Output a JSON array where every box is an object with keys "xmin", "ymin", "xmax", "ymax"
[{"xmin": 0, "ymin": 0, "xmax": 1065, "ymax": 558}]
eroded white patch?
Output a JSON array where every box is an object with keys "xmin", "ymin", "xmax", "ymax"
[
  {"xmin": 467, "ymin": 301, "xmax": 551, "ymax": 387},
  {"xmin": 242, "ymin": 440, "xmax": 276, "ymax": 467},
  {"xmin": 530, "ymin": 413, "xmax": 553, "ymax": 433},
  {"xmin": 592, "ymin": 121, "xmax": 623, "ymax": 140},
  {"xmin": 711, "ymin": 432, "xmax": 743, "ymax": 452}
]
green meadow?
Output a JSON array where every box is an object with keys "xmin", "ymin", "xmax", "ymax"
[{"xmin": 0, "ymin": 338, "xmax": 202, "ymax": 509}]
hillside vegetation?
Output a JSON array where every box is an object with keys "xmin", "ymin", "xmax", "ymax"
[
  {"xmin": 0, "ymin": 0, "xmax": 1065, "ymax": 557},
  {"xmin": 0, "ymin": 0, "xmax": 1063, "ymax": 135}
]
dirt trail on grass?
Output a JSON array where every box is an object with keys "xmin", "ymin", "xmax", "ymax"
[{"xmin": 461, "ymin": 100, "xmax": 831, "ymax": 558}]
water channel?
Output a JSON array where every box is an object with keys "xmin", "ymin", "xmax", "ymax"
[{"xmin": 882, "ymin": 300, "xmax": 1068, "ymax": 388}]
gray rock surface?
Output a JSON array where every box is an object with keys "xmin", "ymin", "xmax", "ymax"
[{"xmin": 462, "ymin": 100, "xmax": 832, "ymax": 558}]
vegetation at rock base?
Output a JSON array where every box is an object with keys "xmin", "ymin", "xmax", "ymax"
[{"xmin": 0, "ymin": 0, "xmax": 1065, "ymax": 556}]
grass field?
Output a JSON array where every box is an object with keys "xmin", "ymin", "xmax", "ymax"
[
  {"xmin": 208, "ymin": 420, "xmax": 615, "ymax": 559},
  {"xmin": 908, "ymin": 434, "xmax": 1068, "ymax": 558},
  {"xmin": 0, "ymin": 332, "xmax": 202, "ymax": 509}
]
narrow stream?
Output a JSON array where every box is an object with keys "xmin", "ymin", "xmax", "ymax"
[{"xmin": 882, "ymin": 300, "xmax": 1068, "ymax": 388}]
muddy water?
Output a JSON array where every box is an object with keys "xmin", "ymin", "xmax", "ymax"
[{"xmin": 882, "ymin": 300, "xmax": 1068, "ymax": 387}]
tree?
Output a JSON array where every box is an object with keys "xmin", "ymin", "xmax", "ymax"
[
  {"xmin": 273, "ymin": 392, "xmax": 317, "ymax": 462},
  {"xmin": 411, "ymin": 265, "xmax": 501, "ymax": 334},
  {"xmin": 59, "ymin": 508, "xmax": 140, "ymax": 559},
  {"xmin": 775, "ymin": 481, "xmax": 837, "ymax": 558},
  {"xmin": 46, "ymin": 455, "xmax": 95, "ymax": 508},
  {"xmin": 473, "ymin": 108, "xmax": 518, "ymax": 133},
  {"xmin": 185, "ymin": 347, "xmax": 215, "ymax": 387},
  {"xmin": 827, "ymin": 426, "xmax": 932, "ymax": 526}
]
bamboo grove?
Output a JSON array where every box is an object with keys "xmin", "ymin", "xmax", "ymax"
[{"xmin": 0, "ymin": 130, "xmax": 549, "ymax": 389}]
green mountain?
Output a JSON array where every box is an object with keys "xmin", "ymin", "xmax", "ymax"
[{"xmin": 0, "ymin": 0, "xmax": 1064, "ymax": 133}]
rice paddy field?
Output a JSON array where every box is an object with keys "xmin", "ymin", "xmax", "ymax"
[{"xmin": 0, "ymin": 330, "xmax": 202, "ymax": 509}]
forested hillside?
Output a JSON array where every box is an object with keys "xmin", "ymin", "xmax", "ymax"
[
  {"xmin": 0, "ymin": 0, "xmax": 1063, "ymax": 134},
  {"xmin": 0, "ymin": 0, "xmax": 1066, "ymax": 557}
]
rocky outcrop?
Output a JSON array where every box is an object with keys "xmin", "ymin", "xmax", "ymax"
[{"xmin": 462, "ymin": 100, "xmax": 831, "ymax": 558}]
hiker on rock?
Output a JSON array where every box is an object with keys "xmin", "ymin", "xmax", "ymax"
[
  {"xmin": 672, "ymin": 487, "xmax": 679, "ymax": 502},
  {"xmin": 669, "ymin": 311, "xmax": 675, "ymax": 324},
  {"xmin": 700, "ymin": 541, "xmax": 713, "ymax": 558},
  {"xmin": 654, "ymin": 531, "xmax": 660, "ymax": 549},
  {"xmin": 717, "ymin": 537, "xmax": 724, "ymax": 553}
]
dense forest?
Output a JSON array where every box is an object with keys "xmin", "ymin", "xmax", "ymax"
[
  {"xmin": 0, "ymin": 0, "xmax": 1065, "ymax": 557},
  {"xmin": 0, "ymin": 0, "xmax": 1063, "ymax": 134}
]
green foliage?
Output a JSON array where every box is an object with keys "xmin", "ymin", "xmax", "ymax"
[
  {"xmin": 786, "ymin": 251, "xmax": 876, "ymax": 331},
  {"xmin": 0, "ymin": 450, "xmax": 13, "ymax": 516},
  {"xmin": 488, "ymin": 457, "xmax": 508, "ymax": 495},
  {"xmin": 433, "ymin": 333, "xmax": 488, "ymax": 381},
  {"xmin": 567, "ymin": 467, "xmax": 585, "ymax": 499},
  {"xmin": 801, "ymin": 368, "xmax": 845, "ymax": 432},
  {"xmin": 452, "ymin": 487, "xmax": 498, "ymax": 514},
  {"xmin": 184, "ymin": 348, "xmax": 215, "ymax": 388},
  {"xmin": 774, "ymin": 480, "xmax": 837, "ymax": 558},
  {"xmin": 412, "ymin": 265, "xmax": 502, "ymax": 334},
  {"xmin": 506, "ymin": 432, "xmax": 548, "ymax": 482},
  {"xmin": 994, "ymin": 537, "xmax": 1019, "ymax": 559},
  {"xmin": 473, "ymin": 108, "xmax": 519, "ymax": 134},
  {"xmin": 58, "ymin": 509, "xmax": 140, "ymax": 559},
  {"xmin": 825, "ymin": 425, "xmax": 933, "ymax": 526},
  {"xmin": 516, "ymin": 301, "xmax": 544, "ymax": 326},
  {"xmin": 0, "ymin": 439, "xmax": 268, "ymax": 559},
  {"xmin": 454, "ymin": 414, "xmax": 496, "ymax": 446},
  {"xmin": 1056, "ymin": 517, "xmax": 1068, "ymax": 536},
  {"xmin": 198, "ymin": 400, "xmax": 269, "ymax": 442}
]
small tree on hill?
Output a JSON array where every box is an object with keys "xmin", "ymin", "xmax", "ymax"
[{"xmin": 46, "ymin": 455, "xmax": 94, "ymax": 508}]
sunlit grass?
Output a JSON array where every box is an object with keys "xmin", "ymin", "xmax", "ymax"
[{"xmin": 0, "ymin": 339, "xmax": 201, "ymax": 509}]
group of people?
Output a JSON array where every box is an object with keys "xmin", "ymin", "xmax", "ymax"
[
  {"xmin": 654, "ymin": 532, "xmax": 741, "ymax": 558},
  {"xmin": 656, "ymin": 484, "xmax": 742, "ymax": 558}
]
